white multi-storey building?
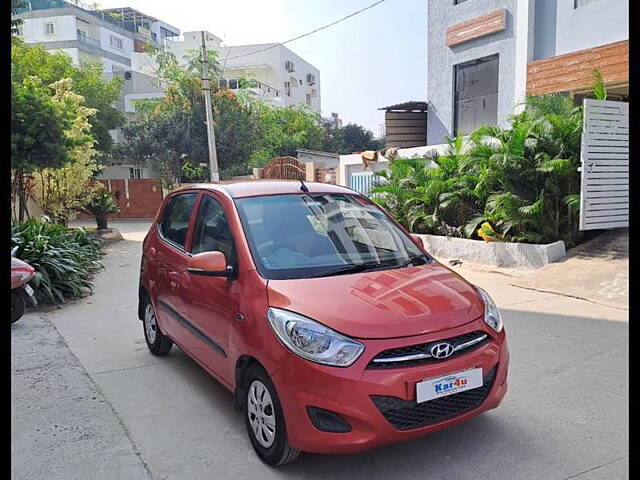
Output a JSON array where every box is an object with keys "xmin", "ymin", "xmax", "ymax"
[
  {"xmin": 14, "ymin": 1, "xmax": 180, "ymax": 74},
  {"xmin": 133, "ymin": 30, "xmax": 321, "ymax": 112}
]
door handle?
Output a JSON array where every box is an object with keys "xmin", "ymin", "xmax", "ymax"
[{"xmin": 169, "ymin": 271, "xmax": 181, "ymax": 289}]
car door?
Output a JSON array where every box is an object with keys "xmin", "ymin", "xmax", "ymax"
[
  {"xmin": 181, "ymin": 192, "xmax": 240, "ymax": 384},
  {"xmin": 153, "ymin": 191, "xmax": 199, "ymax": 342}
]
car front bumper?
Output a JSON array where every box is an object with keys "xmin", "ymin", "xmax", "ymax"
[{"xmin": 270, "ymin": 319, "xmax": 509, "ymax": 454}]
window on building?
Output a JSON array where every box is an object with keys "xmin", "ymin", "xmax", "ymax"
[
  {"xmin": 228, "ymin": 78, "xmax": 238, "ymax": 89},
  {"xmin": 110, "ymin": 35, "xmax": 123, "ymax": 49},
  {"xmin": 284, "ymin": 81, "xmax": 291, "ymax": 97},
  {"xmin": 44, "ymin": 22, "xmax": 55, "ymax": 35},
  {"xmin": 453, "ymin": 54, "xmax": 499, "ymax": 136},
  {"xmin": 454, "ymin": 0, "xmax": 468, "ymax": 4},
  {"xmin": 128, "ymin": 167, "xmax": 141, "ymax": 179}
]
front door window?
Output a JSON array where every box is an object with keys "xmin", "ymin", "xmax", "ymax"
[{"xmin": 191, "ymin": 195, "xmax": 237, "ymax": 266}]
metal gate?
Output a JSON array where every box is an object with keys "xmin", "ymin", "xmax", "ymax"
[
  {"xmin": 579, "ymin": 99, "xmax": 629, "ymax": 230},
  {"xmin": 260, "ymin": 156, "xmax": 306, "ymax": 180},
  {"xmin": 350, "ymin": 171, "xmax": 379, "ymax": 196}
]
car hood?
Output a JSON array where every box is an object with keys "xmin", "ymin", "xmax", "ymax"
[{"xmin": 266, "ymin": 262, "xmax": 485, "ymax": 339}]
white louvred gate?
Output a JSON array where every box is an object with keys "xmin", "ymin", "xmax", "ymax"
[{"xmin": 579, "ymin": 99, "xmax": 629, "ymax": 230}]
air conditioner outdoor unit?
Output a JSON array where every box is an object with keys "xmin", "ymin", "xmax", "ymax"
[{"xmin": 285, "ymin": 60, "xmax": 295, "ymax": 72}]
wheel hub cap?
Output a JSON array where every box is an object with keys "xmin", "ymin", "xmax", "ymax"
[
  {"xmin": 247, "ymin": 380, "xmax": 276, "ymax": 448},
  {"xmin": 144, "ymin": 303, "xmax": 157, "ymax": 344}
]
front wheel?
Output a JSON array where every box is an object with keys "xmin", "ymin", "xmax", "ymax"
[
  {"xmin": 243, "ymin": 363, "xmax": 301, "ymax": 466},
  {"xmin": 11, "ymin": 291, "xmax": 25, "ymax": 324}
]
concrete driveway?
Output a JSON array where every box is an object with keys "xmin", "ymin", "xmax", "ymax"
[{"xmin": 13, "ymin": 220, "xmax": 628, "ymax": 480}]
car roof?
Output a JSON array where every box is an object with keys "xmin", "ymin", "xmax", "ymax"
[{"xmin": 174, "ymin": 180, "xmax": 358, "ymax": 199}]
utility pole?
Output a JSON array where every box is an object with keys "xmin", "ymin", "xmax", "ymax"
[{"xmin": 200, "ymin": 31, "xmax": 219, "ymax": 183}]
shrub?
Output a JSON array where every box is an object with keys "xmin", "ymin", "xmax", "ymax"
[
  {"xmin": 11, "ymin": 218, "xmax": 104, "ymax": 304},
  {"xmin": 371, "ymin": 94, "xmax": 585, "ymax": 246}
]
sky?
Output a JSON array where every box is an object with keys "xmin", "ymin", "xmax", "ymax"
[{"xmin": 97, "ymin": 0, "xmax": 427, "ymax": 137}]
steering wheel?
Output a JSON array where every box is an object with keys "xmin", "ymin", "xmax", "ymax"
[{"xmin": 256, "ymin": 240, "xmax": 275, "ymax": 258}]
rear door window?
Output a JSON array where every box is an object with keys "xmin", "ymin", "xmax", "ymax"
[{"xmin": 160, "ymin": 193, "xmax": 197, "ymax": 249}]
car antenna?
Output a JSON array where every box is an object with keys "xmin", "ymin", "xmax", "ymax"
[{"xmin": 299, "ymin": 179, "xmax": 309, "ymax": 193}]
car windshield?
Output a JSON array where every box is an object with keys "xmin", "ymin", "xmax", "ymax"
[{"xmin": 234, "ymin": 193, "xmax": 432, "ymax": 280}]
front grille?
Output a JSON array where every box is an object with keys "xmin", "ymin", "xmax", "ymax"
[
  {"xmin": 371, "ymin": 366, "xmax": 497, "ymax": 430},
  {"xmin": 368, "ymin": 330, "xmax": 490, "ymax": 369}
]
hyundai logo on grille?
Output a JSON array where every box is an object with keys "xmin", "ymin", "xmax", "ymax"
[{"xmin": 430, "ymin": 342, "xmax": 454, "ymax": 359}]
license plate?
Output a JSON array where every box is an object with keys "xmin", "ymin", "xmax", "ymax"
[
  {"xmin": 416, "ymin": 367, "xmax": 483, "ymax": 403},
  {"xmin": 24, "ymin": 284, "xmax": 34, "ymax": 296}
]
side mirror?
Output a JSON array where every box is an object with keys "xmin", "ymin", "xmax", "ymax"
[
  {"xmin": 187, "ymin": 251, "xmax": 235, "ymax": 278},
  {"xmin": 412, "ymin": 235, "xmax": 424, "ymax": 249}
]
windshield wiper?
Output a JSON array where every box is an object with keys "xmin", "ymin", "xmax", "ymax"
[
  {"xmin": 400, "ymin": 254, "xmax": 430, "ymax": 268},
  {"xmin": 307, "ymin": 261, "xmax": 387, "ymax": 278}
]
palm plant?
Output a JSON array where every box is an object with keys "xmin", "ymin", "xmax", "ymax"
[
  {"xmin": 371, "ymin": 156, "xmax": 432, "ymax": 229},
  {"xmin": 372, "ymin": 93, "xmax": 585, "ymax": 246},
  {"xmin": 464, "ymin": 94, "xmax": 583, "ymax": 245},
  {"xmin": 83, "ymin": 190, "xmax": 120, "ymax": 230}
]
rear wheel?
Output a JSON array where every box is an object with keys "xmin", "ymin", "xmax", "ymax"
[
  {"xmin": 142, "ymin": 297, "xmax": 173, "ymax": 355},
  {"xmin": 11, "ymin": 291, "xmax": 25, "ymax": 324},
  {"xmin": 243, "ymin": 363, "xmax": 300, "ymax": 466}
]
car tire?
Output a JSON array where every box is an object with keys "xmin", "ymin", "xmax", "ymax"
[
  {"xmin": 243, "ymin": 363, "xmax": 301, "ymax": 466},
  {"xmin": 11, "ymin": 291, "xmax": 25, "ymax": 324},
  {"xmin": 142, "ymin": 296, "xmax": 173, "ymax": 356}
]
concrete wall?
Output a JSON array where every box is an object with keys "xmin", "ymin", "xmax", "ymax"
[
  {"xmin": 297, "ymin": 151, "xmax": 340, "ymax": 169},
  {"xmin": 98, "ymin": 25, "xmax": 133, "ymax": 59},
  {"xmin": 426, "ymin": 0, "xmax": 518, "ymax": 145},
  {"xmin": 533, "ymin": 0, "xmax": 628, "ymax": 60},
  {"xmin": 19, "ymin": 14, "xmax": 77, "ymax": 43},
  {"xmin": 554, "ymin": 0, "xmax": 628, "ymax": 57},
  {"xmin": 97, "ymin": 165, "xmax": 155, "ymax": 180},
  {"xmin": 338, "ymin": 144, "xmax": 449, "ymax": 189}
]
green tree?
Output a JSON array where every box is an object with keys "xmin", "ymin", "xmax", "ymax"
[
  {"xmin": 246, "ymin": 100, "xmax": 325, "ymax": 168},
  {"xmin": 324, "ymin": 123, "xmax": 384, "ymax": 154},
  {"xmin": 11, "ymin": 79, "xmax": 69, "ymax": 221},
  {"xmin": 12, "ymin": 40, "xmax": 125, "ymax": 152},
  {"xmin": 118, "ymin": 47, "xmax": 260, "ymax": 185},
  {"xmin": 37, "ymin": 79, "xmax": 102, "ymax": 226}
]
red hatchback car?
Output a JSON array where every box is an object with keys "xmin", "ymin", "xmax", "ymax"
[{"xmin": 138, "ymin": 181, "xmax": 509, "ymax": 466}]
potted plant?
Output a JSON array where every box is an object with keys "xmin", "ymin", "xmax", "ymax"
[{"xmin": 83, "ymin": 191, "xmax": 119, "ymax": 230}]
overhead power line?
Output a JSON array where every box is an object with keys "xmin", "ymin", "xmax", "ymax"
[{"xmin": 226, "ymin": 0, "xmax": 389, "ymax": 60}]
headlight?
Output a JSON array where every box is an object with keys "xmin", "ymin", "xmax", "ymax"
[
  {"xmin": 476, "ymin": 287, "xmax": 503, "ymax": 333},
  {"xmin": 267, "ymin": 307, "xmax": 364, "ymax": 367}
]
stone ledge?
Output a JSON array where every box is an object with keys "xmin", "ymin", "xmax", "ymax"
[
  {"xmin": 415, "ymin": 234, "xmax": 565, "ymax": 270},
  {"xmin": 92, "ymin": 228, "xmax": 124, "ymax": 243}
]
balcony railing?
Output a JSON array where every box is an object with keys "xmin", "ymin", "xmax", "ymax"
[
  {"xmin": 220, "ymin": 78, "xmax": 280, "ymax": 97},
  {"xmin": 77, "ymin": 30, "xmax": 100, "ymax": 48}
]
